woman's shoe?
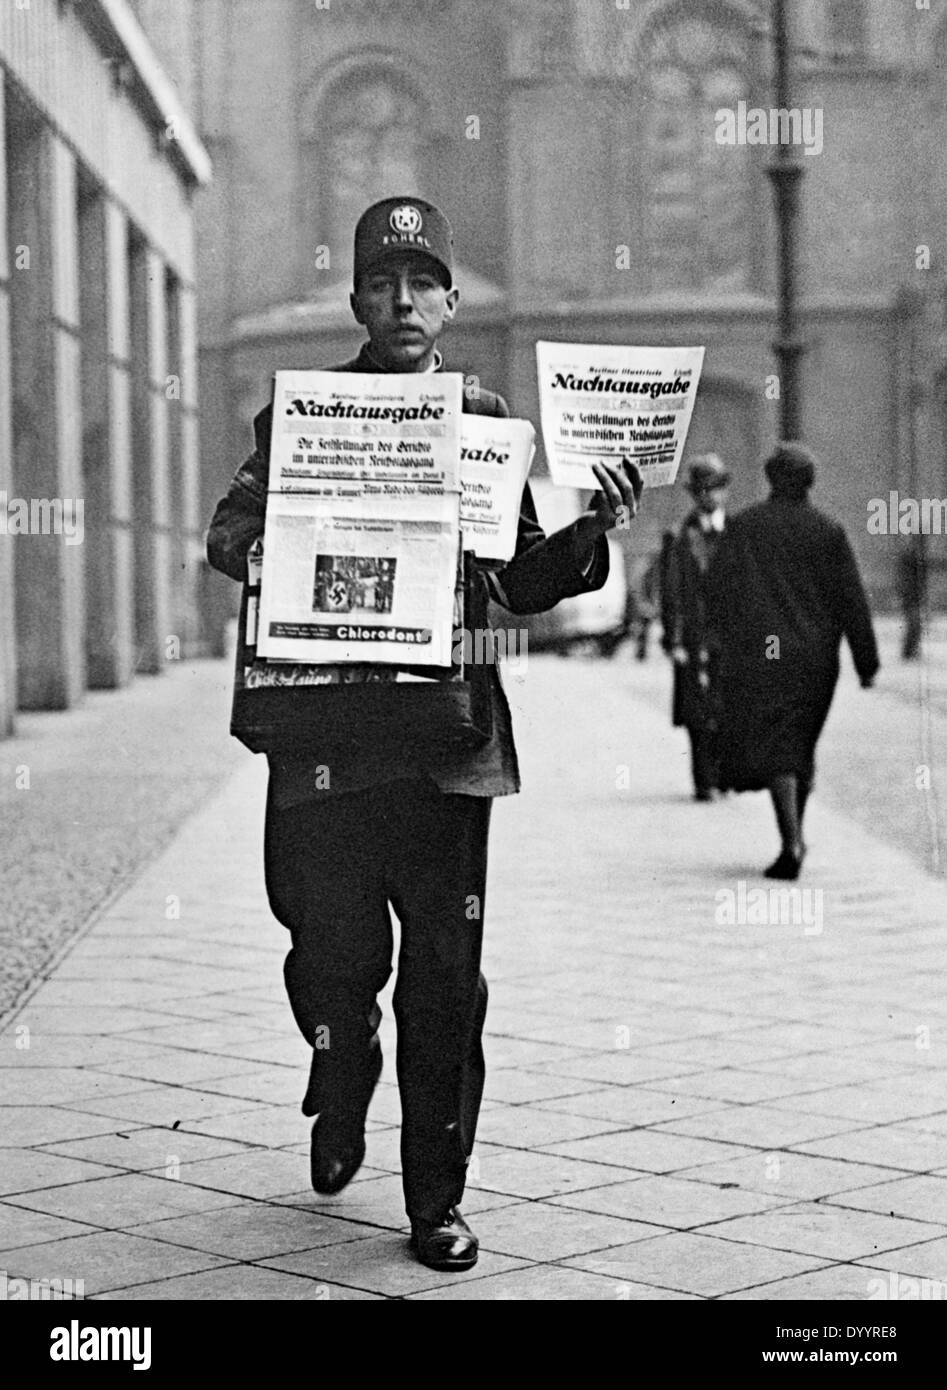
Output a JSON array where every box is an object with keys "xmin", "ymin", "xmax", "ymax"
[{"xmin": 764, "ymin": 848, "xmax": 804, "ymax": 880}]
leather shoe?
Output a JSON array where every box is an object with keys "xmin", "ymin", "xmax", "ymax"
[
  {"xmin": 310, "ymin": 1114, "xmax": 367, "ymax": 1195},
  {"xmin": 309, "ymin": 1046, "xmax": 382, "ymax": 1195},
  {"xmin": 410, "ymin": 1207, "xmax": 479, "ymax": 1272}
]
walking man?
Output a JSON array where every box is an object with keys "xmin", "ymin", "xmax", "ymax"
[
  {"xmin": 665, "ymin": 454, "xmax": 731, "ymax": 799},
  {"xmin": 206, "ymin": 197, "xmax": 642, "ymax": 1270}
]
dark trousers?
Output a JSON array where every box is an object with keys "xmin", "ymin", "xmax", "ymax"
[{"xmin": 263, "ymin": 777, "xmax": 491, "ymax": 1223}]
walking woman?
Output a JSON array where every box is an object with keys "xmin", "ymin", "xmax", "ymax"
[{"xmin": 707, "ymin": 442, "xmax": 879, "ymax": 879}]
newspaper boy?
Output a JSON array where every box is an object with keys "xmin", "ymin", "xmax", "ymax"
[{"xmin": 206, "ymin": 197, "xmax": 642, "ymax": 1271}]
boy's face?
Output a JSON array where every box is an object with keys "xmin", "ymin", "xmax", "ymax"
[{"xmin": 350, "ymin": 253, "xmax": 459, "ymax": 370}]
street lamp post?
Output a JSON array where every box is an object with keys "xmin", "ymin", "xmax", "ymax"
[{"xmin": 765, "ymin": 0, "xmax": 807, "ymax": 439}]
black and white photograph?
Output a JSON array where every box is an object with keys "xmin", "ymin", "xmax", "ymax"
[
  {"xmin": 313, "ymin": 555, "xmax": 396, "ymax": 615},
  {"xmin": 1, "ymin": 0, "xmax": 946, "ymax": 1346}
]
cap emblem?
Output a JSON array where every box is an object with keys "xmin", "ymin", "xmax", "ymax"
[{"xmin": 390, "ymin": 204, "xmax": 423, "ymax": 235}]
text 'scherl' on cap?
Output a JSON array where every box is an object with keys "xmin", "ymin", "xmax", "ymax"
[{"xmin": 353, "ymin": 197, "xmax": 454, "ymax": 288}]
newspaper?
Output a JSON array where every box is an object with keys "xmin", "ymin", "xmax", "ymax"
[
  {"xmin": 536, "ymin": 342, "xmax": 705, "ymax": 489},
  {"xmin": 245, "ymin": 538, "xmax": 263, "ymax": 650},
  {"xmin": 256, "ymin": 371, "xmax": 462, "ymax": 667},
  {"xmin": 266, "ymin": 369, "xmax": 461, "ymax": 493},
  {"xmin": 460, "ymin": 415, "xmax": 535, "ymax": 563}
]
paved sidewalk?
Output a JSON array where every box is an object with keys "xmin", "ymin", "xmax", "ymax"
[{"xmin": 2, "ymin": 656, "xmax": 947, "ymax": 1300}]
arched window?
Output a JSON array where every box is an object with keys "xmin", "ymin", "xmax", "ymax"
[
  {"xmin": 307, "ymin": 68, "xmax": 428, "ymax": 281},
  {"xmin": 638, "ymin": 8, "xmax": 755, "ymax": 294}
]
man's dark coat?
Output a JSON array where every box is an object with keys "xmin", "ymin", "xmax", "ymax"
[{"xmin": 666, "ymin": 510, "xmax": 726, "ymax": 732}]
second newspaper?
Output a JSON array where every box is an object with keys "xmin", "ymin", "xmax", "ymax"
[{"xmin": 257, "ymin": 371, "xmax": 462, "ymax": 667}]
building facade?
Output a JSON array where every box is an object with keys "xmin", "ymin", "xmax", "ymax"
[
  {"xmin": 0, "ymin": 0, "xmax": 210, "ymax": 737},
  {"xmin": 193, "ymin": 0, "xmax": 947, "ymax": 630}
]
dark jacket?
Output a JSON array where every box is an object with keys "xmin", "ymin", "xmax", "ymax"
[
  {"xmin": 206, "ymin": 344, "xmax": 609, "ymax": 804},
  {"xmin": 666, "ymin": 510, "xmax": 727, "ymax": 730},
  {"xmin": 706, "ymin": 494, "xmax": 879, "ymax": 789}
]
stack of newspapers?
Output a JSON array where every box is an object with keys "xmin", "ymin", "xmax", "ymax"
[{"xmin": 242, "ymin": 370, "xmax": 534, "ymax": 690}]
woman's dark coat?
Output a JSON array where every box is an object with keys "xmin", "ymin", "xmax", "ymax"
[{"xmin": 707, "ymin": 495, "xmax": 879, "ymax": 792}]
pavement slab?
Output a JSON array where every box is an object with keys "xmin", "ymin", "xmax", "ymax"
[
  {"xmin": 672, "ymin": 1151, "xmax": 900, "ymax": 1202},
  {"xmin": 37, "ymin": 1127, "xmax": 255, "ymax": 1172},
  {"xmin": 4, "ymin": 1173, "xmax": 245, "ymax": 1229},
  {"xmin": 718, "ymin": 1264, "xmax": 895, "ymax": 1301},
  {"xmin": 58, "ymin": 1087, "xmax": 263, "ymax": 1127},
  {"xmin": 653, "ymin": 1105, "xmax": 871, "ymax": 1149},
  {"xmin": 126, "ymin": 1205, "xmax": 382, "ymax": 1262},
  {"xmin": 465, "ymin": 1143, "xmax": 635, "ymax": 1199},
  {"xmin": 824, "ymin": 1174, "xmax": 947, "ymax": 1224},
  {"xmin": 154, "ymin": 1149, "xmax": 312, "ymax": 1201},
  {"xmin": 902, "ymin": 1113, "xmax": 947, "ymax": 1136},
  {"xmin": 0, "ymin": 1148, "xmax": 120, "ymax": 1196},
  {"xmin": 559, "ymin": 1230, "xmax": 829, "ymax": 1298},
  {"xmin": 270, "ymin": 1173, "xmax": 520, "ymax": 1224},
  {"xmin": 0, "ymin": 1230, "xmax": 231, "ymax": 1296},
  {"xmin": 790, "ymin": 1125, "xmax": 947, "ymax": 1173},
  {"xmin": 0, "ymin": 1203, "xmax": 98, "ymax": 1253},
  {"xmin": 174, "ymin": 1106, "xmax": 319, "ymax": 1149},
  {"xmin": 0, "ymin": 1107, "xmax": 139, "ymax": 1148},
  {"xmin": 406, "ymin": 1263, "xmax": 667, "ymax": 1300},
  {"xmin": 538, "ymin": 1129, "xmax": 755, "ymax": 1174},
  {"xmin": 93, "ymin": 1264, "xmax": 384, "ymax": 1300},
  {"xmin": 87, "ymin": 1053, "xmax": 269, "ymax": 1089},
  {"xmin": 474, "ymin": 1101, "xmax": 629, "ymax": 1149},
  {"xmin": 694, "ymin": 1202, "xmax": 947, "ymax": 1262},
  {"xmin": 472, "ymin": 1199, "xmax": 664, "ymax": 1261},
  {"xmin": 258, "ymin": 1233, "xmax": 527, "ymax": 1298},
  {"xmin": 548, "ymin": 1173, "xmax": 791, "ymax": 1229},
  {"xmin": 535, "ymin": 1088, "xmax": 725, "ymax": 1128},
  {"xmin": 851, "ymin": 1235, "xmax": 947, "ymax": 1280}
]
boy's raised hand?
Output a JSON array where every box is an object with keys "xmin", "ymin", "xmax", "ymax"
[{"xmin": 573, "ymin": 458, "xmax": 644, "ymax": 560}]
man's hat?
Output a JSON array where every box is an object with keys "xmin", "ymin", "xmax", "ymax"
[
  {"xmin": 353, "ymin": 197, "xmax": 454, "ymax": 288},
  {"xmin": 765, "ymin": 440, "xmax": 817, "ymax": 490},
  {"xmin": 685, "ymin": 453, "xmax": 731, "ymax": 493}
]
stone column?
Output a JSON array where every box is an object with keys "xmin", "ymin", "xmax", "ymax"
[
  {"xmin": 8, "ymin": 118, "xmax": 85, "ymax": 710},
  {"xmin": 79, "ymin": 193, "xmax": 136, "ymax": 688},
  {"xmin": 0, "ymin": 71, "xmax": 18, "ymax": 736},
  {"xmin": 175, "ymin": 280, "xmax": 202, "ymax": 654},
  {"xmin": 129, "ymin": 240, "xmax": 171, "ymax": 674}
]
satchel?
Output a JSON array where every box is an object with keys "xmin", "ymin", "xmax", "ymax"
[{"xmin": 230, "ymin": 553, "xmax": 494, "ymax": 757}]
